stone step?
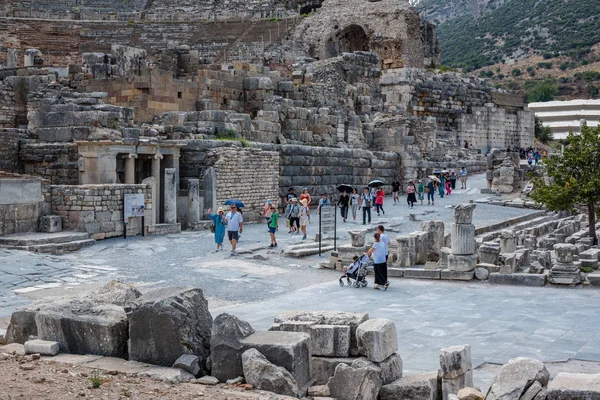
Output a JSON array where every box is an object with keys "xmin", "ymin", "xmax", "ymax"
[
  {"xmin": 0, "ymin": 231, "xmax": 90, "ymax": 246},
  {"xmin": 286, "ymin": 241, "xmax": 333, "ymax": 251},
  {"xmin": 285, "ymin": 245, "xmax": 335, "ymax": 258},
  {"xmin": 2, "ymin": 239, "xmax": 96, "ymax": 255},
  {"xmin": 476, "ymin": 212, "xmax": 556, "ymax": 240}
]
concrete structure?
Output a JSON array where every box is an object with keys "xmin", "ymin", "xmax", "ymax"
[{"xmin": 528, "ymin": 99, "xmax": 600, "ymax": 139}]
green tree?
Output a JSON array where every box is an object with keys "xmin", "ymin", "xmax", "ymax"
[
  {"xmin": 526, "ymin": 80, "xmax": 558, "ymax": 102},
  {"xmin": 534, "ymin": 117, "xmax": 554, "ymax": 144},
  {"xmin": 588, "ymin": 84, "xmax": 599, "ymax": 98},
  {"xmin": 512, "ymin": 68, "xmax": 522, "ymax": 77},
  {"xmin": 531, "ymin": 125, "xmax": 600, "ymax": 245}
]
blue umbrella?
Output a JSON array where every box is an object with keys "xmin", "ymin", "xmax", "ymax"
[{"xmin": 224, "ymin": 199, "xmax": 245, "ymax": 208}]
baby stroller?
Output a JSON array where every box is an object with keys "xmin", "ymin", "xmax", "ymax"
[{"xmin": 339, "ymin": 254, "xmax": 371, "ymax": 288}]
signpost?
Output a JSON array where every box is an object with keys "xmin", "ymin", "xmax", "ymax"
[
  {"xmin": 318, "ymin": 204, "xmax": 337, "ymax": 255},
  {"xmin": 124, "ymin": 193, "xmax": 145, "ymax": 239}
]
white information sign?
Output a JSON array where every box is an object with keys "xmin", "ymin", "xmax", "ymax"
[
  {"xmin": 319, "ymin": 205, "xmax": 335, "ymax": 233},
  {"xmin": 124, "ymin": 193, "xmax": 145, "ymax": 219}
]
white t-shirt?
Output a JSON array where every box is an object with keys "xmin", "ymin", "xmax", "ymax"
[
  {"xmin": 372, "ymin": 241, "xmax": 387, "ymax": 264},
  {"xmin": 225, "ymin": 211, "xmax": 243, "ymax": 231},
  {"xmin": 351, "ymin": 193, "xmax": 360, "ymax": 205},
  {"xmin": 380, "ymin": 233, "xmax": 390, "ymax": 255}
]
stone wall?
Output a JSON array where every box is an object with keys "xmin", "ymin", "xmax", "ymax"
[
  {"xmin": 380, "ymin": 68, "xmax": 534, "ymax": 152},
  {"xmin": 49, "ymin": 183, "xmax": 152, "ymax": 239},
  {"xmin": 0, "ymin": 129, "xmax": 27, "ymax": 172},
  {"xmin": 20, "ymin": 142, "xmax": 79, "ymax": 185},
  {"xmin": 0, "ymin": 175, "xmax": 44, "ymax": 236},
  {"xmin": 207, "ymin": 147, "xmax": 279, "ymax": 221}
]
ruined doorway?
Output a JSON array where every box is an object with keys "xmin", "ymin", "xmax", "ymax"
[{"xmin": 326, "ymin": 25, "xmax": 370, "ymax": 58}]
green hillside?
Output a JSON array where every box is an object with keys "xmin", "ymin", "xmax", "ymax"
[{"xmin": 422, "ymin": 0, "xmax": 600, "ymax": 70}]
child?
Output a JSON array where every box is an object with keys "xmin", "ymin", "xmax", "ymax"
[
  {"xmin": 268, "ymin": 205, "xmax": 278, "ymax": 247},
  {"xmin": 343, "ymin": 256, "xmax": 360, "ymax": 274}
]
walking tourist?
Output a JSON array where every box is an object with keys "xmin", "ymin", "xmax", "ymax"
[
  {"xmin": 450, "ymin": 170, "xmax": 457, "ymax": 190},
  {"xmin": 460, "ymin": 167, "xmax": 468, "ymax": 189},
  {"xmin": 207, "ymin": 207, "xmax": 226, "ymax": 251},
  {"xmin": 426, "ymin": 179, "xmax": 435, "ymax": 206},
  {"xmin": 285, "ymin": 197, "xmax": 300, "ymax": 233},
  {"xmin": 268, "ymin": 204, "xmax": 278, "ymax": 247},
  {"xmin": 224, "ymin": 204, "xmax": 243, "ymax": 255},
  {"xmin": 417, "ymin": 179, "xmax": 424, "ymax": 205},
  {"xmin": 286, "ymin": 187, "xmax": 297, "ymax": 203},
  {"xmin": 360, "ymin": 187, "xmax": 374, "ymax": 225},
  {"xmin": 391, "ymin": 178, "xmax": 401, "ymax": 205},
  {"xmin": 377, "ymin": 225, "xmax": 390, "ymax": 263},
  {"xmin": 365, "ymin": 232, "xmax": 389, "ymax": 290},
  {"xmin": 445, "ymin": 172, "xmax": 452, "ymax": 195},
  {"xmin": 406, "ymin": 180, "xmax": 417, "ymax": 208},
  {"xmin": 338, "ymin": 190, "xmax": 350, "ymax": 222},
  {"xmin": 300, "ymin": 188, "xmax": 311, "ymax": 210},
  {"xmin": 262, "ymin": 199, "xmax": 273, "ymax": 231},
  {"xmin": 350, "ymin": 188, "xmax": 360, "ymax": 222},
  {"xmin": 375, "ymin": 187, "xmax": 385, "ymax": 216},
  {"xmin": 316, "ymin": 193, "xmax": 330, "ymax": 214},
  {"xmin": 438, "ymin": 173, "xmax": 445, "ymax": 198},
  {"xmin": 299, "ymin": 198, "xmax": 310, "ymax": 240}
]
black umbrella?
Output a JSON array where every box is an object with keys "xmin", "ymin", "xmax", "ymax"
[
  {"xmin": 368, "ymin": 180, "xmax": 385, "ymax": 188},
  {"xmin": 337, "ymin": 184, "xmax": 353, "ymax": 193}
]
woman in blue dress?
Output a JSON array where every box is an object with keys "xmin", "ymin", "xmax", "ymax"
[{"xmin": 207, "ymin": 207, "xmax": 227, "ymax": 251}]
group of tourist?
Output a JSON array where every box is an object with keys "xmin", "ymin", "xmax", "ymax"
[
  {"xmin": 362, "ymin": 225, "xmax": 391, "ymax": 291},
  {"xmin": 205, "ymin": 167, "xmax": 469, "ymax": 255},
  {"xmin": 509, "ymin": 146, "xmax": 547, "ymax": 165}
]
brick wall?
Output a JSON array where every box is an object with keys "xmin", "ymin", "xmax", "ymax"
[
  {"xmin": 0, "ymin": 129, "xmax": 27, "ymax": 172},
  {"xmin": 50, "ymin": 184, "xmax": 152, "ymax": 239},
  {"xmin": 20, "ymin": 142, "xmax": 79, "ymax": 185},
  {"xmin": 209, "ymin": 147, "xmax": 279, "ymax": 221}
]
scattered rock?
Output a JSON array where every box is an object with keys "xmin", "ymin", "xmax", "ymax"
[
  {"xmin": 379, "ymin": 371, "xmax": 440, "ymax": 400},
  {"xmin": 457, "ymin": 387, "xmax": 485, "ymax": 400},
  {"xmin": 24, "ymin": 340, "xmax": 60, "ymax": 356},
  {"xmin": 173, "ymin": 354, "xmax": 201, "ymax": 376},
  {"xmin": 440, "ymin": 345, "xmax": 472, "ymax": 379},
  {"xmin": 197, "ymin": 376, "xmax": 219, "ymax": 385},
  {"xmin": 351, "ymin": 352, "xmax": 403, "ymax": 385},
  {"xmin": 226, "ymin": 376, "xmax": 244, "ymax": 385},
  {"xmin": 475, "ymin": 268, "xmax": 489, "ymax": 280},
  {"xmin": 486, "ymin": 357, "xmax": 550, "ymax": 400},
  {"xmin": 241, "ymin": 348, "xmax": 300, "ymax": 397},
  {"xmin": 210, "ymin": 313, "xmax": 255, "ymax": 382},
  {"xmin": 308, "ymin": 385, "xmax": 331, "ymax": 397},
  {"xmin": 520, "ymin": 381, "xmax": 543, "ymax": 400},
  {"xmin": 546, "ymin": 372, "xmax": 600, "ymax": 399}
]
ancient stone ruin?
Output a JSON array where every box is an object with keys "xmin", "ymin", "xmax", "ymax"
[
  {"xmin": 3, "ymin": 281, "xmax": 599, "ymax": 399},
  {"xmin": 0, "ymin": 0, "xmax": 534, "ymax": 251}
]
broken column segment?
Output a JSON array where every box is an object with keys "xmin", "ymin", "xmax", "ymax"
[
  {"xmin": 439, "ymin": 344, "xmax": 473, "ymax": 400},
  {"xmin": 549, "ymin": 244, "xmax": 582, "ymax": 285},
  {"xmin": 446, "ymin": 204, "xmax": 477, "ymax": 279}
]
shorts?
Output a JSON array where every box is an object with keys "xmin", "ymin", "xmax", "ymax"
[
  {"xmin": 269, "ymin": 226, "xmax": 277, "ymax": 234},
  {"xmin": 227, "ymin": 230, "xmax": 239, "ymax": 241},
  {"xmin": 300, "ymin": 216, "xmax": 309, "ymax": 226}
]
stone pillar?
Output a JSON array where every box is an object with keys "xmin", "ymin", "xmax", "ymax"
[
  {"xmin": 446, "ymin": 204, "xmax": 477, "ymax": 278},
  {"xmin": 24, "ymin": 48, "xmax": 41, "ymax": 67},
  {"xmin": 499, "ymin": 230, "xmax": 518, "ymax": 253},
  {"xmin": 549, "ymin": 244, "xmax": 581, "ymax": 285},
  {"xmin": 349, "ymin": 230, "xmax": 368, "ymax": 247},
  {"xmin": 125, "ymin": 153, "xmax": 137, "ymax": 184},
  {"xmin": 141, "ymin": 176, "xmax": 156, "ymax": 227},
  {"xmin": 396, "ymin": 235, "xmax": 415, "ymax": 267},
  {"xmin": 7, "ymin": 49, "xmax": 17, "ymax": 68},
  {"xmin": 164, "ymin": 168, "xmax": 177, "ymax": 224},
  {"xmin": 188, "ymin": 179, "xmax": 200, "ymax": 224},
  {"xmin": 420, "ymin": 220, "xmax": 445, "ymax": 260},
  {"xmin": 409, "ymin": 231, "xmax": 428, "ymax": 265},
  {"xmin": 203, "ymin": 166, "xmax": 217, "ymax": 214},
  {"xmin": 152, "ymin": 153, "xmax": 163, "ymax": 224}
]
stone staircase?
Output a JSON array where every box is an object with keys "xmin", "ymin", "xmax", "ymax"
[
  {"xmin": 0, "ymin": 231, "xmax": 96, "ymax": 254},
  {"xmin": 284, "ymin": 241, "xmax": 334, "ymax": 258}
]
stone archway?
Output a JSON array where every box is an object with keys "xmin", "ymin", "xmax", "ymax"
[{"xmin": 325, "ymin": 24, "xmax": 370, "ymax": 58}]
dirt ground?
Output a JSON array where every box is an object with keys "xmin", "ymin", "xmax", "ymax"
[{"xmin": 0, "ymin": 353, "xmax": 292, "ymax": 400}]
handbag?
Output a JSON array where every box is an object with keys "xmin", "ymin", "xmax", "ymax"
[{"xmin": 209, "ymin": 223, "xmax": 216, "ymax": 233}]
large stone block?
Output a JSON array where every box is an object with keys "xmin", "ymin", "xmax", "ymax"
[
  {"xmin": 486, "ymin": 357, "xmax": 550, "ymax": 400},
  {"xmin": 441, "ymin": 269, "xmax": 475, "ymax": 281},
  {"xmin": 351, "ymin": 353, "xmax": 403, "ymax": 385},
  {"xmin": 210, "ymin": 313, "xmax": 255, "ymax": 382},
  {"xmin": 311, "ymin": 325, "xmax": 351, "ymax": 357},
  {"xmin": 240, "ymin": 331, "xmax": 312, "ymax": 390},
  {"xmin": 443, "ymin": 373, "xmax": 474, "ymax": 400},
  {"xmin": 242, "ymin": 348, "xmax": 301, "ymax": 397},
  {"xmin": 546, "ymin": 372, "xmax": 600, "ymax": 399},
  {"xmin": 39, "ymin": 215, "xmax": 62, "ymax": 233},
  {"xmin": 454, "ymin": 204, "xmax": 476, "ymax": 224},
  {"xmin": 478, "ymin": 242, "xmax": 500, "ymax": 265},
  {"xmin": 6, "ymin": 308, "xmax": 38, "ymax": 344},
  {"xmin": 36, "ymin": 301, "xmax": 128, "ymax": 357},
  {"xmin": 274, "ymin": 310, "xmax": 368, "ymax": 357},
  {"xmin": 327, "ymin": 363, "xmax": 382, "ymax": 400},
  {"xmin": 440, "ymin": 345, "xmax": 472, "ymax": 379},
  {"xmin": 420, "ymin": 221, "xmax": 445, "ymax": 257},
  {"xmin": 447, "ymin": 254, "xmax": 477, "ymax": 272},
  {"xmin": 312, "ymin": 356, "xmax": 356, "ymax": 385},
  {"xmin": 411, "ymin": 231, "xmax": 430, "ymax": 265},
  {"xmin": 499, "ymin": 230, "xmax": 518, "ymax": 253},
  {"xmin": 380, "ymin": 371, "xmax": 441, "ymax": 400},
  {"xmin": 554, "ymin": 244, "xmax": 578, "ymax": 263},
  {"xmin": 397, "ymin": 235, "xmax": 416, "ymax": 267},
  {"xmin": 128, "ymin": 287, "xmax": 212, "ymax": 375},
  {"xmin": 356, "ymin": 318, "xmax": 398, "ymax": 363},
  {"xmin": 451, "ymin": 224, "xmax": 475, "ymax": 255},
  {"xmin": 489, "ymin": 273, "xmax": 547, "ymax": 287}
]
